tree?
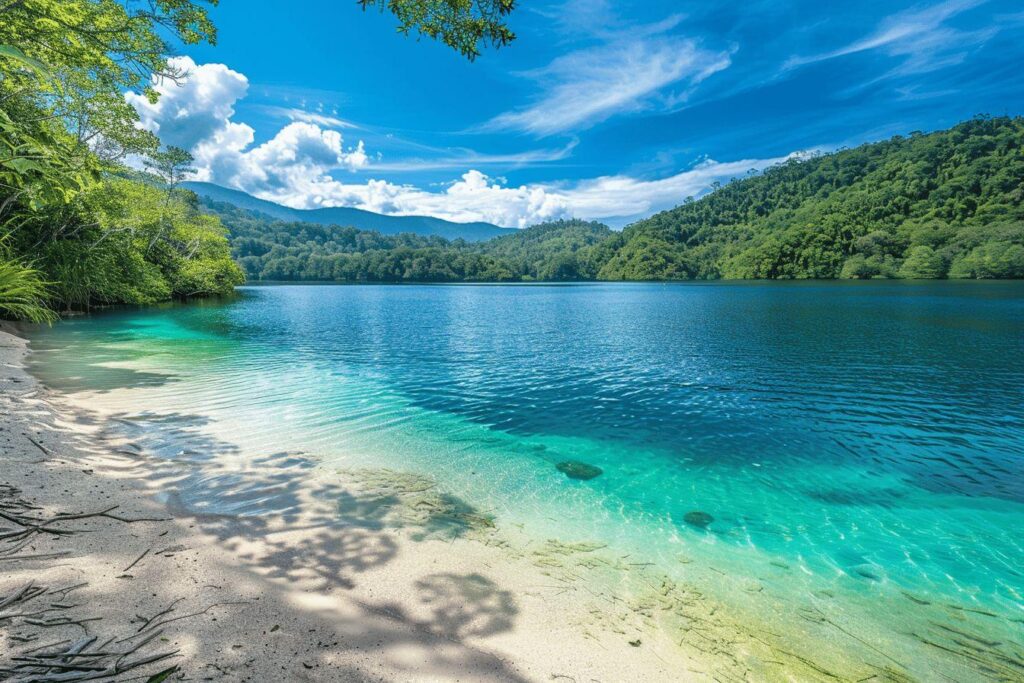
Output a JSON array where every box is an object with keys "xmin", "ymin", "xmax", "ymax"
[
  {"xmin": 359, "ymin": 0, "xmax": 516, "ymax": 60},
  {"xmin": 898, "ymin": 246, "xmax": 946, "ymax": 279},
  {"xmin": 0, "ymin": 0, "xmax": 218, "ymax": 160},
  {"xmin": 145, "ymin": 146, "xmax": 197, "ymax": 187}
]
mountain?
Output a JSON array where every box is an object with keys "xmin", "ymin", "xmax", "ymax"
[
  {"xmin": 223, "ymin": 208, "xmax": 612, "ymax": 282},
  {"xmin": 182, "ymin": 181, "xmax": 514, "ymax": 242},
  {"xmin": 201, "ymin": 117, "xmax": 1024, "ymax": 283},
  {"xmin": 594, "ymin": 116, "xmax": 1024, "ymax": 280}
]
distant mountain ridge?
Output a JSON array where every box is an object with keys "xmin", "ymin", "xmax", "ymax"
[
  {"xmin": 182, "ymin": 182, "xmax": 514, "ymax": 242},
  {"xmin": 192, "ymin": 117, "xmax": 1024, "ymax": 283}
]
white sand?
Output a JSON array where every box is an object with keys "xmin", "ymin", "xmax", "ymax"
[{"xmin": 1, "ymin": 326, "xmax": 711, "ymax": 681}]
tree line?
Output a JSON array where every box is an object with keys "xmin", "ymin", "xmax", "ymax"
[
  {"xmin": 0, "ymin": 0, "xmax": 517, "ymax": 321},
  {"xmin": 211, "ymin": 116, "xmax": 1024, "ymax": 284},
  {"xmin": 219, "ymin": 199, "xmax": 611, "ymax": 282}
]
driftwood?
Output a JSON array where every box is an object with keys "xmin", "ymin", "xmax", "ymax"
[
  {"xmin": 0, "ymin": 488, "xmax": 168, "ymax": 560},
  {"xmin": 0, "ymin": 486, "xmax": 208, "ymax": 681}
]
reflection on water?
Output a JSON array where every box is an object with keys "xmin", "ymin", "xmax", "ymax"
[{"xmin": 26, "ymin": 282, "xmax": 1024, "ymax": 680}]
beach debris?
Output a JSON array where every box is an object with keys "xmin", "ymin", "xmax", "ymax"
[
  {"xmin": 902, "ymin": 591, "xmax": 930, "ymax": 606},
  {"xmin": 683, "ymin": 511, "xmax": 714, "ymax": 529},
  {"xmin": 0, "ymin": 579, "xmax": 182, "ymax": 681},
  {"xmin": 629, "ymin": 638, "xmax": 642, "ymax": 647},
  {"xmin": 555, "ymin": 461, "xmax": 603, "ymax": 480},
  {"xmin": 146, "ymin": 666, "xmax": 180, "ymax": 683}
]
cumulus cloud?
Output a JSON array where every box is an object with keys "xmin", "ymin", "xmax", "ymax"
[
  {"xmin": 236, "ymin": 157, "xmax": 793, "ymax": 229},
  {"xmin": 128, "ymin": 56, "xmax": 369, "ymax": 191},
  {"xmin": 128, "ymin": 57, "xmax": 791, "ymax": 227},
  {"xmin": 126, "ymin": 58, "xmax": 250, "ymax": 151}
]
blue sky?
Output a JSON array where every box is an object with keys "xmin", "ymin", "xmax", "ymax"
[{"xmin": 134, "ymin": 0, "xmax": 1024, "ymax": 227}]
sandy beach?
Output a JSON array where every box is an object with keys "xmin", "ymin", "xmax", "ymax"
[{"xmin": 1, "ymin": 325, "xmax": 711, "ymax": 682}]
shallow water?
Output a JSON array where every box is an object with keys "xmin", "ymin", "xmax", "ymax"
[{"xmin": 26, "ymin": 282, "xmax": 1024, "ymax": 679}]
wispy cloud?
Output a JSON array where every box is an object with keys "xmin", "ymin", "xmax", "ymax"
[
  {"xmin": 784, "ymin": 0, "xmax": 993, "ymax": 75},
  {"xmin": 369, "ymin": 139, "xmax": 579, "ymax": 172},
  {"xmin": 487, "ymin": 15, "xmax": 731, "ymax": 137},
  {"xmin": 259, "ymin": 106, "xmax": 361, "ymax": 129}
]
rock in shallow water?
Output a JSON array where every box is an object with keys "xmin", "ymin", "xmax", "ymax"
[
  {"xmin": 683, "ymin": 510, "xmax": 714, "ymax": 529},
  {"xmin": 556, "ymin": 460, "xmax": 603, "ymax": 480}
]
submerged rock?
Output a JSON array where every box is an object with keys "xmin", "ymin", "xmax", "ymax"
[
  {"xmin": 850, "ymin": 563, "xmax": 883, "ymax": 582},
  {"xmin": 683, "ymin": 510, "xmax": 714, "ymax": 529},
  {"xmin": 556, "ymin": 460, "xmax": 603, "ymax": 480}
]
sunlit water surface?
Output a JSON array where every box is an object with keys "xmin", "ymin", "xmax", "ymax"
[{"xmin": 27, "ymin": 282, "xmax": 1024, "ymax": 679}]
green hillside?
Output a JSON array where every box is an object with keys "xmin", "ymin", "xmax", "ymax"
[
  {"xmin": 597, "ymin": 116, "xmax": 1024, "ymax": 280},
  {"xmin": 215, "ymin": 197, "xmax": 609, "ymax": 282},
  {"xmin": 209, "ymin": 116, "xmax": 1024, "ymax": 284}
]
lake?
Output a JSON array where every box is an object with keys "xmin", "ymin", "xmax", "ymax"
[{"xmin": 27, "ymin": 281, "xmax": 1024, "ymax": 679}]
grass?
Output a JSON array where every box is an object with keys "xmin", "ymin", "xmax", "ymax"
[{"xmin": 0, "ymin": 237, "xmax": 56, "ymax": 323}]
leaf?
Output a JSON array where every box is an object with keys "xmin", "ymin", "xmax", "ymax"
[
  {"xmin": 3, "ymin": 158, "xmax": 45, "ymax": 175},
  {"xmin": 0, "ymin": 44, "xmax": 51, "ymax": 79},
  {"xmin": 145, "ymin": 665, "xmax": 179, "ymax": 683}
]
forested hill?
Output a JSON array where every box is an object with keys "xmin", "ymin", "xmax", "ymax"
[
  {"xmin": 184, "ymin": 182, "xmax": 513, "ymax": 242},
  {"xmin": 596, "ymin": 116, "xmax": 1024, "ymax": 280},
  {"xmin": 211, "ymin": 116, "xmax": 1024, "ymax": 284},
  {"xmin": 217, "ymin": 194, "xmax": 611, "ymax": 281}
]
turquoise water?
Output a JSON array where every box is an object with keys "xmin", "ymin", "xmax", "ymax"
[{"xmin": 26, "ymin": 282, "xmax": 1024, "ymax": 679}]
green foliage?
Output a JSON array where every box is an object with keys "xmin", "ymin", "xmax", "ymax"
[
  {"xmin": 359, "ymin": 0, "xmax": 515, "ymax": 60},
  {"xmin": 0, "ymin": 236, "xmax": 54, "ymax": 322},
  {"xmin": 210, "ymin": 200, "xmax": 609, "ymax": 283},
  {"xmin": 27, "ymin": 179, "xmax": 244, "ymax": 310},
  {"xmin": 898, "ymin": 246, "xmax": 946, "ymax": 279},
  {"xmin": 949, "ymin": 243, "xmax": 1024, "ymax": 279},
  {"xmin": 600, "ymin": 116, "xmax": 1024, "ymax": 281},
  {"xmin": 209, "ymin": 119, "xmax": 1023, "ymax": 284},
  {"xmin": 0, "ymin": 0, "xmax": 244, "ymax": 319},
  {"xmin": 471, "ymin": 219, "xmax": 611, "ymax": 280},
  {"xmin": 0, "ymin": 0, "xmax": 218, "ymax": 163}
]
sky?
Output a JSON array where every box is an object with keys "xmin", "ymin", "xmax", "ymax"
[{"xmin": 132, "ymin": 0, "xmax": 1024, "ymax": 228}]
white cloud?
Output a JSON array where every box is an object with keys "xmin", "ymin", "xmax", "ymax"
[
  {"xmin": 129, "ymin": 56, "xmax": 368, "ymax": 192},
  {"xmin": 487, "ymin": 19, "xmax": 731, "ymax": 136},
  {"xmin": 127, "ymin": 57, "xmax": 793, "ymax": 228},
  {"xmin": 126, "ymin": 57, "xmax": 250, "ymax": 151},
  {"xmin": 369, "ymin": 139, "xmax": 579, "ymax": 172},
  {"xmin": 258, "ymin": 106, "xmax": 360, "ymax": 129},
  {"xmin": 548, "ymin": 155, "xmax": 793, "ymax": 220},
  {"xmin": 234, "ymin": 156, "xmax": 794, "ymax": 229},
  {"xmin": 784, "ymin": 0, "xmax": 993, "ymax": 75}
]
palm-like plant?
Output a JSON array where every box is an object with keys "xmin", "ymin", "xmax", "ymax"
[{"xmin": 0, "ymin": 236, "xmax": 55, "ymax": 323}]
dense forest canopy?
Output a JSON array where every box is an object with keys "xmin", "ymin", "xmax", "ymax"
[
  {"xmin": 0, "ymin": 0, "xmax": 242, "ymax": 320},
  {"xmin": 214, "ymin": 197, "xmax": 609, "ymax": 282},
  {"xmin": 0, "ymin": 0, "xmax": 517, "ymax": 321},
  {"xmin": 205, "ymin": 116, "xmax": 1024, "ymax": 284},
  {"xmin": 599, "ymin": 116, "xmax": 1024, "ymax": 281}
]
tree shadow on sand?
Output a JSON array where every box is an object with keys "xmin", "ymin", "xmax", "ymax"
[{"xmin": 4, "ymin": 401, "xmax": 533, "ymax": 681}]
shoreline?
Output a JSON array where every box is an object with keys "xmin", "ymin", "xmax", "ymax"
[
  {"xmin": 0, "ymin": 325, "xmax": 700, "ymax": 681},
  {"xmin": 6, "ymin": 319, "xmax": 1021, "ymax": 682}
]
